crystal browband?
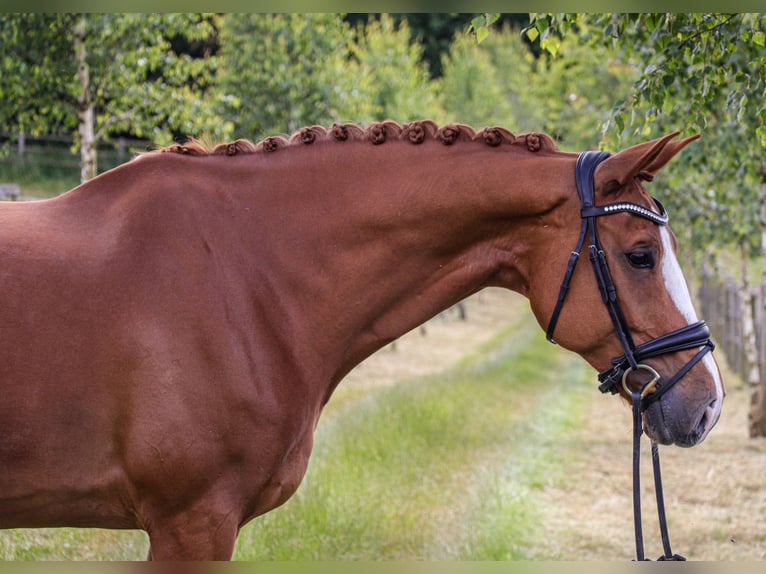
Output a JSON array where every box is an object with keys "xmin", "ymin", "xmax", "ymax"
[{"xmin": 581, "ymin": 200, "xmax": 669, "ymax": 226}]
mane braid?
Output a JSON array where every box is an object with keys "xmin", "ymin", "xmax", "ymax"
[{"xmin": 150, "ymin": 121, "xmax": 558, "ymax": 157}]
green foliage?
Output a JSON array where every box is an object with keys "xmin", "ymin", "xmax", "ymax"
[
  {"xmin": 496, "ymin": 24, "xmax": 634, "ymax": 150},
  {"xmin": 217, "ymin": 14, "xmax": 442, "ymax": 137},
  {"xmin": 217, "ymin": 13, "xmax": 353, "ymax": 138},
  {"xmin": 1, "ymin": 14, "xmax": 76, "ymax": 135},
  {"xmin": 0, "ymin": 14, "xmax": 226, "ymax": 147},
  {"xmin": 438, "ymin": 31, "xmax": 515, "ymax": 128},
  {"xmin": 344, "ymin": 15, "xmax": 442, "ymax": 124},
  {"xmin": 345, "ymin": 13, "xmax": 472, "ymax": 80},
  {"xmin": 442, "ymin": 23, "xmax": 633, "ymax": 150},
  {"xmin": 525, "ymin": 13, "xmax": 766, "ymax": 258},
  {"xmin": 468, "ymin": 13, "xmax": 501, "ymax": 44}
]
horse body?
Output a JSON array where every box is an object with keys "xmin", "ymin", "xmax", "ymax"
[
  {"xmin": 0, "ymin": 122, "xmax": 722, "ymax": 559},
  {"xmin": 0, "ymin": 157, "xmax": 326, "ymax": 548}
]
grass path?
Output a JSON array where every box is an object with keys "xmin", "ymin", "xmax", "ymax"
[{"xmin": 233, "ymin": 295, "xmax": 590, "ymax": 559}]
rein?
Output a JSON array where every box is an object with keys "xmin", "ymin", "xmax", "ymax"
[{"xmin": 547, "ymin": 151, "xmax": 716, "ymax": 561}]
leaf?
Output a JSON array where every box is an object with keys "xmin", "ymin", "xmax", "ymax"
[
  {"xmin": 753, "ymin": 31, "xmax": 765, "ymax": 47},
  {"xmin": 486, "ymin": 13, "xmax": 500, "ymax": 27},
  {"xmin": 757, "ymin": 126, "xmax": 766, "ymax": 149},
  {"xmin": 523, "ymin": 25, "xmax": 539, "ymax": 43},
  {"xmin": 541, "ymin": 36, "xmax": 561, "ymax": 57},
  {"xmin": 614, "ymin": 113, "xmax": 625, "ymax": 133},
  {"xmin": 470, "ymin": 14, "xmax": 497, "ymax": 44}
]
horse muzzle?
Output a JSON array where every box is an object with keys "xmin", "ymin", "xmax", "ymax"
[{"xmin": 642, "ymin": 383, "xmax": 722, "ymax": 447}]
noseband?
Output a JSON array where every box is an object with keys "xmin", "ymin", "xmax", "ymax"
[{"xmin": 546, "ymin": 150, "xmax": 715, "ymax": 409}]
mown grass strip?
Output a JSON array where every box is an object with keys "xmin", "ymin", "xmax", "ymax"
[
  {"xmin": 0, "ymin": 527, "xmax": 145, "ymax": 560},
  {"xmin": 234, "ymin": 320, "xmax": 591, "ymax": 560}
]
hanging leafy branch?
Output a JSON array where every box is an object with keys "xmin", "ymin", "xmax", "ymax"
[
  {"xmin": 525, "ymin": 14, "xmax": 764, "ymax": 141},
  {"xmin": 467, "ymin": 13, "xmax": 500, "ymax": 44},
  {"xmin": 522, "ymin": 13, "xmax": 766, "ymax": 258}
]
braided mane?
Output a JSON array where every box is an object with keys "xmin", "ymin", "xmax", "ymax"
[{"xmin": 152, "ymin": 120, "xmax": 558, "ymax": 157}]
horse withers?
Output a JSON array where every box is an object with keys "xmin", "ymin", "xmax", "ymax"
[{"xmin": 0, "ymin": 121, "xmax": 723, "ymax": 559}]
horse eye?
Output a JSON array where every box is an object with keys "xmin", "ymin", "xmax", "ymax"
[{"xmin": 626, "ymin": 250, "xmax": 655, "ymax": 269}]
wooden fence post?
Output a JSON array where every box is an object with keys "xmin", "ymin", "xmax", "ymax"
[
  {"xmin": 697, "ymin": 267, "xmax": 766, "ymax": 438},
  {"xmin": 752, "ymin": 284, "xmax": 766, "ymax": 437}
]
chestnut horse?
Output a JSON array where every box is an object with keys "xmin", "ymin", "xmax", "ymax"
[{"xmin": 0, "ymin": 121, "xmax": 723, "ymax": 559}]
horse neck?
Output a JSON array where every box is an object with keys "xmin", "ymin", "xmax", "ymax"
[{"xmin": 236, "ymin": 141, "xmax": 575, "ymax": 397}]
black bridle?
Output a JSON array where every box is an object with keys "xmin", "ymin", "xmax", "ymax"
[
  {"xmin": 546, "ymin": 151, "xmax": 714, "ymax": 404},
  {"xmin": 547, "ymin": 150, "xmax": 716, "ymax": 561}
]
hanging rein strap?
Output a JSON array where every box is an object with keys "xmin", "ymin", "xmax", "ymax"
[
  {"xmin": 631, "ymin": 391, "xmax": 686, "ymax": 561},
  {"xmin": 547, "ymin": 151, "xmax": 716, "ymax": 561}
]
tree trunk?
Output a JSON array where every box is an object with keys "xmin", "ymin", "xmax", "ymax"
[
  {"xmin": 740, "ymin": 241, "xmax": 762, "ymax": 438},
  {"xmin": 74, "ymin": 16, "xmax": 97, "ymax": 183},
  {"xmin": 755, "ymin": 165, "xmax": 766, "ymax": 437}
]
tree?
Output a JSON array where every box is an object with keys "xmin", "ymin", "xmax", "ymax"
[
  {"xmin": 484, "ymin": 23, "xmax": 635, "ymax": 150},
  {"xmin": 444, "ymin": 22, "xmax": 635, "ymax": 149},
  {"xmin": 217, "ymin": 13, "xmax": 356, "ymax": 138},
  {"xmin": 345, "ymin": 15, "xmax": 442, "ymax": 124},
  {"xmin": 523, "ymin": 14, "xmax": 766, "ymax": 252},
  {"xmin": 0, "ymin": 14, "xmax": 224, "ymax": 182},
  {"xmin": 438, "ymin": 30, "xmax": 514, "ymax": 128},
  {"xmin": 217, "ymin": 13, "xmax": 443, "ymax": 137}
]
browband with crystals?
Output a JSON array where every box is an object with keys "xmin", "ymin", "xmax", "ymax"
[{"xmin": 580, "ymin": 198, "xmax": 669, "ymax": 226}]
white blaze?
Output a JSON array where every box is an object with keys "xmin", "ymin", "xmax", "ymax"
[{"xmin": 660, "ymin": 227, "xmax": 724, "ymax": 431}]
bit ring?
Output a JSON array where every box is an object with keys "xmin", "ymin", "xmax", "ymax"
[{"xmin": 622, "ymin": 364, "xmax": 661, "ymax": 398}]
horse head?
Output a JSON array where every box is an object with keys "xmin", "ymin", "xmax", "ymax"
[{"xmin": 531, "ymin": 133, "xmax": 724, "ymax": 447}]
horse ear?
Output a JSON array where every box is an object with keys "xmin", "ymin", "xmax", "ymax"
[
  {"xmin": 595, "ymin": 132, "xmax": 700, "ymax": 194},
  {"xmin": 643, "ymin": 133, "xmax": 701, "ymax": 174}
]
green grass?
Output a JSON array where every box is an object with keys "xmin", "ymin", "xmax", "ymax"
[
  {"xmin": 0, "ymin": 528, "xmax": 146, "ymax": 561},
  {"xmin": 233, "ymin": 321, "xmax": 590, "ymax": 560},
  {"xmin": 0, "ymin": 314, "xmax": 591, "ymax": 560}
]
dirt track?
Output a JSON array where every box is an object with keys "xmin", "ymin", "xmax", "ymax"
[{"xmin": 532, "ymin": 358, "xmax": 766, "ymax": 561}]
